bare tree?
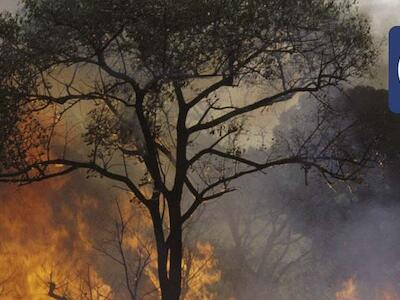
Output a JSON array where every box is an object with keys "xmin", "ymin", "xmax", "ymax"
[
  {"xmin": 46, "ymin": 267, "xmax": 113, "ymax": 300},
  {"xmin": 94, "ymin": 199, "xmax": 220, "ymax": 299},
  {"xmin": 222, "ymin": 197, "xmax": 309, "ymax": 299},
  {"xmin": 0, "ymin": 0, "xmax": 375, "ymax": 298},
  {"xmin": 42, "ymin": 201, "xmax": 153, "ymax": 300},
  {"xmin": 201, "ymin": 163, "xmax": 317, "ymax": 300},
  {"xmin": 93, "ymin": 200, "xmax": 156, "ymax": 300}
]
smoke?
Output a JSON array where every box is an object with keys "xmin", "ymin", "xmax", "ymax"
[
  {"xmin": 359, "ymin": 0, "xmax": 400, "ymax": 36},
  {"xmin": 333, "ymin": 204, "xmax": 400, "ymax": 298},
  {"xmin": 192, "ymin": 84, "xmax": 400, "ymax": 300},
  {"xmin": 1, "ymin": 1, "xmax": 400, "ymax": 299},
  {"xmin": 225, "ymin": 3, "xmax": 400, "ymax": 296},
  {"xmin": 358, "ymin": 0, "xmax": 400, "ymax": 88},
  {"xmin": 0, "ymin": 1, "xmax": 18, "ymax": 12}
]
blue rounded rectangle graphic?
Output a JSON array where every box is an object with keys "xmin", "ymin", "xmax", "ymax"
[{"xmin": 389, "ymin": 26, "xmax": 400, "ymax": 113}]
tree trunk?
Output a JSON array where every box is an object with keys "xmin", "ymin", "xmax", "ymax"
[
  {"xmin": 150, "ymin": 199, "xmax": 183, "ymax": 300},
  {"xmin": 166, "ymin": 201, "xmax": 183, "ymax": 300}
]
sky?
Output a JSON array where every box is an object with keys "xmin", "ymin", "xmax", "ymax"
[
  {"xmin": 360, "ymin": 0, "xmax": 400, "ymax": 37},
  {"xmin": 0, "ymin": 0, "xmax": 17, "ymax": 11}
]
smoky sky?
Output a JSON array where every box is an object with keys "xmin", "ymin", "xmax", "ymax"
[
  {"xmin": 360, "ymin": 0, "xmax": 400, "ymax": 36},
  {"xmin": 0, "ymin": 0, "xmax": 18, "ymax": 12},
  {"xmin": 1, "ymin": 1, "xmax": 399, "ymax": 299}
]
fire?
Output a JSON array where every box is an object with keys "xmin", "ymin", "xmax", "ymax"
[
  {"xmin": 121, "ymin": 198, "xmax": 221, "ymax": 299},
  {"xmin": 144, "ymin": 241, "xmax": 221, "ymax": 300},
  {"xmin": 336, "ymin": 278, "xmax": 399, "ymax": 300},
  {"xmin": 181, "ymin": 242, "xmax": 221, "ymax": 300},
  {"xmin": 0, "ymin": 178, "xmax": 111, "ymax": 299},
  {"xmin": 336, "ymin": 278, "xmax": 358, "ymax": 300},
  {"xmin": 382, "ymin": 291, "xmax": 396, "ymax": 300},
  {"xmin": 0, "ymin": 61, "xmax": 223, "ymax": 299},
  {"xmin": 0, "ymin": 177, "xmax": 221, "ymax": 299}
]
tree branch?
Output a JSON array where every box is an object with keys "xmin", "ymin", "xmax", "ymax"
[{"xmin": 0, "ymin": 159, "xmax": 149, "ymax": 206}]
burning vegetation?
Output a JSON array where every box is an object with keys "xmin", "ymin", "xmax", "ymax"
[
  {"xmin": 0, "ymin": 178, "xmax": 111, "ymax": 299},
  {"xmin": 1, "ymin": 0, "xmax": 399, "ymax": 299},
  {"xmin": 336, "ymin": 278, "xmax": 399, "ymax": 300},
  {"xmin": 0, "ymin": 177, "xmax": 221, "ymax": 299}
]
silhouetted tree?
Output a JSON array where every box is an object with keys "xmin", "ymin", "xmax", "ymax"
[{"xmin": 0, "ymin": 1, "xmax": 375, "ymax": 298}]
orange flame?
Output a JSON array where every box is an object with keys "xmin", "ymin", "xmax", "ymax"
[
  {"xmin": 0, "ymin": 177, "xmax": 221, "ymax": 299},
  {"xmin": 0, "ymin": 178, "xmax": 112, "ymax": 299},
  {"xmin": 336, "ymin": 278, "xmax": 399, "ymax": 300},
  {"xmin": 336, "ymin": 278, "xmax": 358, "ymax": 300}
]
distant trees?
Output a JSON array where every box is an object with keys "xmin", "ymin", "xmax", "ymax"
[
  {"xmin": 210, "ymin": 86, "xmax": 392, "ymax": 299},
  {"xmin": 92, "ymin": 201, "xmax": 155, "ymax": 300},
  {"xmin": 0, "ymin": 0, "xmax": 375, "ymax": 298},
  {"xmin": 220, "ymin": 188, "xmax": 309, "ymax": 299},
  {"xmin": 261, "ymin": 87, "xmax": 399, "ymax": 300}
]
